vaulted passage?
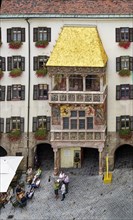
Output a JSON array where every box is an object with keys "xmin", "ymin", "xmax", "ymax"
[
  {"xmin": 81, "ymin": 148, "xmax": 99, "ymax": 175},
  {"xmin": 0, "ymin": 146, "xmax": 7, "ymax": 156},
  {"xmin": 35, "ymin": 143, "xmax": 54, "ymax": 170},
  {"xmin": 115, "ymin": 145, "xmax": 133, "ymax": 169}
]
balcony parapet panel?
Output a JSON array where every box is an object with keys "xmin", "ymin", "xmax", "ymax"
[{"xmin": 49, "ymin": 87, "xmax": 107, "ymax": 104}]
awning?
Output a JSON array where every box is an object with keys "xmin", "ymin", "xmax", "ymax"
[
  {"xmin": 0, "ymin": 156, "xmax": 23, "ymax": 192},
  {"xmin": 47, "ymin": 26, "xmax": 108, "ymax": 67}
]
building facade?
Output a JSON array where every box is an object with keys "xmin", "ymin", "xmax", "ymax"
[{"xmin": 0, "ymin": 0, "xmax": 133, "ymax": 174}]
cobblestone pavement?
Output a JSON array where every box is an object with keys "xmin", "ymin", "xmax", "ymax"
[
  {"xmin": 0, "ymin": 168, "xmax": 133, "ymax": 220},
  {"xmin": 0, "ymin": 147, "xmax": 133, "ymax": 220}
]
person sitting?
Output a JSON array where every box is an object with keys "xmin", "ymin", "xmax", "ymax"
[
  {"xmin": 16, "ymin": 185, "xmax": 24, "ymax": 195},
  {"xmin": 26, "ymin": 188, "xmax": 34, "ymax": 199},
  {"xmin": 31, "ymin": 178, "xmax": 41, "ymax": 189}
]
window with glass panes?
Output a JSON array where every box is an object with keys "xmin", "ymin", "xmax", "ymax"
[
  {"xmin": 121, "ymin": 56, "xmax": 129, "ymax": 69},
  {"xmin": 63, "ymin": 110, "xmax": 93, "ymax": 130},
  {"xmin": 7, "ymin": 85, "xmax": 25, "ymax": 100},
  {"xmin": 116, "ymin": 56, "xmax": 133, "ymax": 72},
  {"xmin": 121, "ymin": 116, "xmax": 130, "ymax": 129},
  {"xmin": 13, "ymin": 30, "xmax": 21, "ymax": 41},
  {"xmin": 38, "ymin": 116, "xmax": 47, "ymax": 129},
  {"xmin": 7, "ymin": 28, "xmax": 25, "ymax": 42},
  {"xmin": 116, "ymin": 27, "xmax": 133, "ymax": 42},
  {"xmin": 116, "ymin": 115, "xmax": 133, "ymax": 131},
  {"xmin": 33, "ymin": 27, "xmax": 51, "ymax": 42},
  {"xmin": 12, "ymin": 117, "xmax": 21, "ymax": 130},
  {"xmin": 7, "ymin": 56, "xmax": 25, "ymax": 71},
  {"xmin": 33, "ymin": 56, "xmax": 49, "ymax": 70}
]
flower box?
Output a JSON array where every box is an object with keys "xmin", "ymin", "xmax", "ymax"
[
  {"xmin": 35, "ymin": 40, "xmax": 49, "ymax": 48},
  {"xmin": 9, "ymin": 68, "xmax": 22, "ymax": 77},
  {"xmin": 8, "ymin": 129, "xmax": 21, "ymax": 141},
  {"xmin": 34, "ymin": 128, "xmax": 47, "ymax": 140},
  {"xmin": 0, "ymin": 69, "xmax": 4, "ymax": 79},
  {"xmin": 36, "ymin": 68, "xmax": 47, "ymax": 77},
  {"xmin": 9, "ymin": 41, "xmax": 23, "ymax": 49},
  {"xmin": 119, "ymin": 69, "xmax": 130, "ymax": 77},
  {"xmin": 119, "ymin": 129, "xmax": 132, "ymax": 139},
  {"xmin": 118, "ymin": 41, "xmax": 130, "ymax": 49}
]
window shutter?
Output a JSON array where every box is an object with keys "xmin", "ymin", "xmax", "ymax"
[
  {"xmin": 20, "ymin": 117, "xmax": 24, "ymax": 132},
  {"xmin": 6, "ymin": 118, "xmax": 10, "ymax": 133},
  {"xmin": 46, "ymin": 84, "xmax": 49, "ymax": 99},
  {"xmin": 7, "ymin": 86, "xmax": 11, "ymax": 101},
  {"xmin": 33, "ymin": 85, "xmax": 38, "ymax": 100},
  {"xmin": 129, "ymin": 57, "xmax": 133, "ymax": 71},
  {"xmin": 7, "ymin": 57, "xmax": 12, "ymax": 71},
  {"xmin": 21, "ymin": 28, "xmax": 25, "ymax": 42},
  {"xmin": 116, "ymin": 57, "xmax": 121, "ymax": 71},
  {"xmin": 21, "ymin": 85, "xmax": 25, "ymax": 100},
  {"xmin": 129, "ymin": 28, "xmax": 133, "ymax": 42},
  {"xmin": 129, "ymin": 85, "xmax": 133, "ymax": 99},
  {"xmin": 130, "ymin": 116, "xmax": 133, "ymax": 130},
  {"xmin": 21, "ymin": 57, "xmax": 25, "ymax": 71},
  {"xmin": 116, "ymin": 28, "xmax": 120, "ymax": 42},
  {"xmin": 47, "ymin": 28, "xmax": 51, "ymax": 42},
  {"xmin": 1, "ymin": 86, "xmax": 5, "ymax": 101},
  {"xmin": 7, "ymin": 28, "xmax": 12, "ymax": 42},
  {"xmin": 33, "ymin": 57, "xmax": 38, "ymax": 70},
  {"xmin": 0, "ymin": 118, "xmax": 4, "ymax": 133},
  {"xmin": 2, "ymin": 57, "xmax": 6, "ymax": 71},
  {"xmin": 33, "ymin": 28, "xmax": 38, "ymax": 42},
  {"xmin": 116, "ymin": 85, "xmax": 120, "ymax": 100},
  {"xmin": 116, "ymin": 117, "xmax": 121, "ymax": 131},
  {"xmin": 46, "ymin": 116, "xmax": 51, "ymax": 131},
  {"xmin": 33, "ymin": 117, "xmax": 37, "ymax": 132}
]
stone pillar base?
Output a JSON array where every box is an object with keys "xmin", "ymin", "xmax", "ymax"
[{"xmin": 54, "ymin": 167, "xmax": 58, "ymax": 176}]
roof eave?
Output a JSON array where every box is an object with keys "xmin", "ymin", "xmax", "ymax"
[{"xmin": 0, "ymin": 13, "xmax": 133, "ymax": 19}]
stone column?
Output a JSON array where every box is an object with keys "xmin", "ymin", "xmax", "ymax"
[
  {"xmin": 98, "ymin": 147, "xmax": 103, "ymax": 175},
  {"xmin": 53, "ymin": 148, "xmax": 58, "ymax": 176},
  {"xmin": 66, "ymin": 76, "xmax": 69, "ymax": 91},
  {"xmin": 83, "ymin": 75, "xmax": 85, "ymax": 92}
]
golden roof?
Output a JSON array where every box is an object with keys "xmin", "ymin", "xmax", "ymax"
[{"xmin": 47, "ymin": 26, "xmax": 108, "ymax": 67}]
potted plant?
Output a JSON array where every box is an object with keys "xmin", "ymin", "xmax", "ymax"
[
  {"xmin": 36, "ymin": 68, "xmax": 47, "ymax": 77},
  {"xmin": 34, "ymin": 128, "xmax": 47, "ymax": 140},
  {"xmin": 119, "ymin": 69, "xmax": 130, "ymax": 77},
  {"xmin": 9, "ymin": 41, "xmax": 23, "ymax": 49},
  {"xmin": 8, "ymin": 129, "xmax": 21, "ymax": 141},
  {"xmin": 9, "ymin": 68, "xmax": 22, "ymax": 77},
  {"xmin": 119, "ymin": 129, "xmax": 132, "ymax": 139},
  {"xmin": 35, "ymin": 40, "xmax": 49, "ymax": 48},
  {"xmin": 0, "ymin": 69, "xmax": 4, "ymax": 79},
  {"xmin": 118, "ymin": 41, "xmax": 130, "ymax": 49}
]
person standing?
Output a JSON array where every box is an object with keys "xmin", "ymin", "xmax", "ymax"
[
  {"xmin": 61, "ymin": 181, "xmax": 66, "ymax": 201},
  {"xmin": 64, "ymin": 174, "xmax": 69, "ymax": 194},
  {"xmin": 53, "ymin": 180, "xmax": 60, "ymax": 200}
]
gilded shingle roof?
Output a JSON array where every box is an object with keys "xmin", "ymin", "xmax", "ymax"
[
  {"xmin": 47, "ymin": 26, "xmax": 108, "ymax": 67},
  {"xmin": 1, "ymin": 0, "xmax": 133, "ymax": 15}
]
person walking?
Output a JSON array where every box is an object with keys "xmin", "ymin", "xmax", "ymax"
[
  {"xmin": 61, "ymin": 181, "xmax": 66, "ymax": 201},
  {"xmin": 53, "ymin": 180, "xmax": 60, "ymax": 200},
  {"xmin": 64, "ymin": 174, "xmax": 69, "ymax": 194}
]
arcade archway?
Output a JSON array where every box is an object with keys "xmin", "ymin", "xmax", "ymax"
[
  {"xmin": 81, "ymin": 148, "xmax": 99, "ymax": 175},
  {"xmin": 0, "ymin": 146, "xmax": 7, "ymax": 156},
  {"xmin": 115, "ymin": 144, "xmax": 133, "ymax": 169},
  {"xmin": 35, "ymin": 143, "xmax": 54, "ymax": 170}
]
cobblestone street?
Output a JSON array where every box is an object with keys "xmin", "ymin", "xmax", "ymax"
[{"xmin": 0, "ymin": 146, "xmax": 133, "ymax": 220}]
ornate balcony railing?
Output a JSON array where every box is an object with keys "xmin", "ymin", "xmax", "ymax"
[
  {"xmin": 49, "ymin": 87, "xmax": 107, "ymax": 104},
  {"xmin": 50, "ymin": 130, "xmax": 106, "ymax": 142}
]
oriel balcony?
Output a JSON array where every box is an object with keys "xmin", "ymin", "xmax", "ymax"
[{"xmin": 49, "ymin": 74, "xmax": 107, "ymax": 104}]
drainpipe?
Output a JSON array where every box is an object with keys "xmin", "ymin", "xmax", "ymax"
[{"xmin": 25, "ymin": 18, "xmax": 31, "ymax": 169}]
